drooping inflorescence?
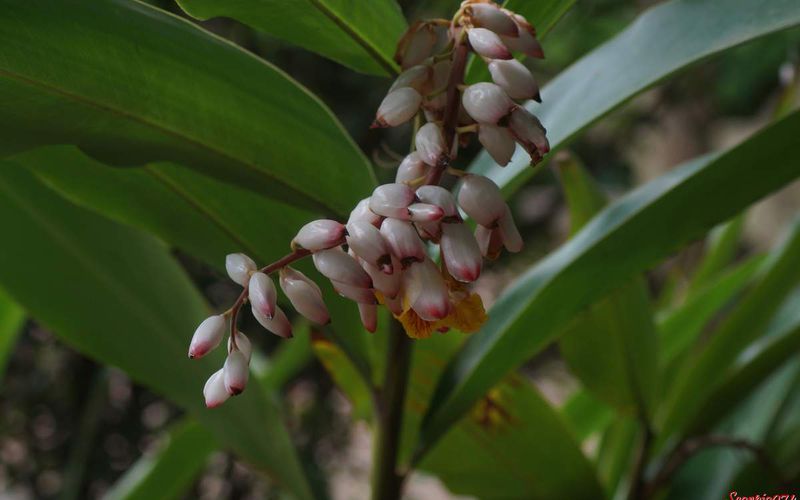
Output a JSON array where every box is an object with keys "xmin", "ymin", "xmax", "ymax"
[{"xmin": 189, "ymin": 0, "xmax": 548, "ymax": 408}]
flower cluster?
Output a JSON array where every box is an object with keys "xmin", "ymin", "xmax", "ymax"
[{"xmin": 188, "ymin": 0, "xmax": 548, "ymax": 408}]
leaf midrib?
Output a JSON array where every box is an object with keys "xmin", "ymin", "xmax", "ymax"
[{"xmin": 0, "ymin": 68, "xmax": 340, "ymax": 216}]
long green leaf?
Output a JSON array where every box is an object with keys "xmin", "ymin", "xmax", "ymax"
[
  {"xmin": 468, "ymin": 0, "xmax": 800, "ymax": 194},
  {"xmin": 0, "ymin": 166, "xmax": 313, "ymax": 499},
  {"xmin": 687, "ymin": 216, "xmax": 746, "ymax": 293},
  {"xmin": 0, "ymin": 0, "xmax": 374, "ymax": 215},
  {"xmin": 106, "ymin": 327, "xmax": 313, "ymax": 500},
  {"xmin": 661, "ymin": 219, "xmax": 800, "ymax": 441},
  {"xmin": 0, "ymin": 287, "xmax": 24, "ymax": 376},
  {"xmin": 418, "ymin": 111, "xmax": 800, "ymax": 455},
  {"xmin": 556, "ymin": 156, "xmax": 658, "ymax": 418},
  {"xmin": 19, "ymin": 145, "xmax": 374, "ymax": 388},
  {"xmin": 176, "ymin": 0, "xmax": 405, "ymax": 76}
]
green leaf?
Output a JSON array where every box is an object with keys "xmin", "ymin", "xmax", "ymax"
[
  {"xmin": 561, "ymin": 390, "xmax": 613, "ymax": 443},
  {"xmin": 0, "ymin": 165, "xmax": 313, "ymax": 499},
  {"xmin": 104, "ymin": 421, "xmax": 217, "ymax": 500},
  {"xmin": 687, "ymin": 215, "xmax": 746, "ymax": 293},
  {"xmin": 418, "ymin": 374, "xmax": 604, "ymax": 499},
  {"xmin": 418, "ymin": 111, "xmax": 800, "ymax": 455},
  {"xmin": 106, "ymin": 326, "xmax": 313, "ymax": 500},
  {"xmin": 176, "ymin": 0, "xmax": 405, "ymax": 76},
  {"xmin": 0, "ymin": 287, "xmax": 24, "ymax": 376},
  {"xmin": 312, "ymin": 334, "xmax": 374, "ymax": 420},
  {"xmin": 682, "ymin": 289, "xmax": 800, "ymax": 437},
  {"xmin": 594, "ymin": 416, "xmax": 638, "ymax": 498},
  {"xmin": 468, "ymin": 0, "xmax": 800, "ymax": 194},
  {"xmin": 0, "ymin": 0, "xmax": 374, "ymax": 215},
  {"xmin": 658, "ymin": 254, "xmax": 765, "ymax": 366},
  {"xmin": 661, "ymin": 218, "xmax": 800, "ymax": 441},
  {"xmin": 556, "ymin": 155, "xmax": 658, "ymax": 418},
  {"xmin": 18, "ymin": 145, "xmax": 375, "ymax": 390},
  {"xmin": 463, "ymin": 0, "xmax": 577, "ymax": 83}
]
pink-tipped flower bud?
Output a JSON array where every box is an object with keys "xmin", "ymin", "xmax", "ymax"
[
  {"xmin": 346, "ymin": 220, "xmax": 393, "ymax": 274},
  {"xmin": 415, "ymin": 185, "xmax": 459, "ymax": 218},
  {"xmin": 501, "ymin": 18, "xmax": 544, "ymax": 59},
  {"xmin": 415, "ymin": 220, "xmax": 442, "ymax": 241},
  {"xmin": 380, "ymin": 218, "xmax": 427, "ymax": 266},
  {"xmin": 292, "ymin": 219, "xmax": 346, "ymax": 252},
  {"xmin": 279, "ymin": 267, "xmax": 330, "ymax": 325},
  {"xmin": 389, "ymin": 64, "xmax": 432, "ymax": 93},
  {"xmin": 349, "ymin": 198, "xmax": 382, "ymax": 227},
  {"xmin": 358, "ymin": 303, "xmax": 378, "ymax": 333},
  {"xmin": 465, "ymin": 3, "xmax": 518, "ymax": 37},
  {"xmin": 369, "ymin": 183, "xmax": 416, "ymax": 219},
  {"xmin": 253, "ymin": 306, "xmax": 293, "ymax": 339},
  {"xmin": 362, "ymin": 258, "xmax": 402, "ymax": 299},
  {"xmin": 203, "ymin": 369, "xmax": 230, "ymax": 408},
  {"xmin": 248, "ymin": 272, "xmax": 276, "ymax": 320},
  {"xmin": 396, "ymin": 152, "xmax": 429, "ymax": 184},
  {"xmin": 404, "ymin": 259, "xmax": 451, "ymax": 321},
  {"xmin": 441, "ymin": 222, "xmax": 482, "ymax": 283},
  {"xmin": 395, "ymin": 21, "xmax": 438, "ymax": 69},
  {"xmin": 467, "ymin": 27, "xmax": 512, "ymax": 59},
  {"xmin": 188, "ymin": 314, "xmax": 226, "ymax": 359},
  {"xmin": 312, "ymin": 247, "xmax": 372, "ymax": 288},
  {"xmin": 415, "ymin": 122, "xmax": 448, "ymax": 166},
  {"xmin": 475, "ymin": 224, "xmax": 505, "ymax": 259},
  {"xmin": 509, "ymin": 107, "xmax": 549, "ymax": 155},
  {"xmin": 226, "ymin": 253, "xmax": 256, "ymax": 286},
  {"xmin": 408, "ymin": 203, "xmax": 444, "ymax": 222},
  {"xmin": 488, "ymin": 59, "xmax": 540, "ymax": 101},
  {"xmin": 384, "ymin": 294, "xmax": 404, "ymax": 316},
  {"xmin": 333, "ymin": 281, "xmax": 377, "ymax": 304},
  {"xmin": 462, "ymin": 82, "xmax": 515, "ymax": 124},
  {"xmin": 498, "ymin": 206, "xmax": 523, "ymax": 252},
  {"xmin": 424, "ymin": 60, "xmax": 452, "ymax": 117},
  {"xmin": 372, "ymin": 88, "xmax": 423, "ymax": 128},
  {"xmin": 478, "ymin": 124, "xmax": 516, "ymax": 167},
  {"xmin": 223, "ymin": 349, "xmax": 249, "ymax": 395},
  {"xmin": 228, "ymin": 332, "xmax": 252, "ymax": 363},
  {"xmin": 457, "ymin": 174, "xmax": 507, "ymax": 227}
]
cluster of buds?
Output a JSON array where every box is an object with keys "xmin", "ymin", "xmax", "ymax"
[
  {"xmin": 188, "ymin": 0, "xmax": 548, "ymax": 408},
  {"xmin": 374, "ymin": 0, "xmax": 549, "ymax": 166}
]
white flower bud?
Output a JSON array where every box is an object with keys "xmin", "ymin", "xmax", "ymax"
[
  {"xmin": 333, "ymin": 281, "xmax": 377, "ymax": 304},
  {"xmin": 226, "ymin": 253, "xmax": 256, "ymax": 287},
  {"xmin": 312, "ymin": 247, "xmax": 372, "ymax": 288},
  {"xmin": 369, "ymin": 183, "xmax": 416, "ymax": 219},
  {"xmin": 441, "ymin": 222, "xmax": 482, "ymax": 283},
  {"xmin": 228, "ymin": 332, "xmax": 252, "ymax": 363},
  {"xmin": 358, "ymin": 303, "xmax": 378, "ymax": 333},
  {"xmin": 188, "ymin": 314, "xmax": 226, "ymax": 359},
  {"xmin": 508, "ymin": 107, "xmax": 549, "ymax": 155},
  {"xmin": 349, "ymin": 198, "xmax": 382, "ymax": 227},
  {"xmin": 203, "ymin": 369, "xmax": 230, "ymax": 408},
  {"xmin": 465, "ymin": 3, "xmax": 518, "ymax": 37},
  {"xmin": 457, "ymin": 174, "xmax": 507, "ymax": 227},
  {"xmin": 462, "ymin": 82, "xmax": 515, "ymax": 124},
  {"xmin": 396, "ymin": 21, "xmax": 438, "ymax": 69},
  {"xmin": 478, "ymin": 124, "xmax": 516, "ymax": 167},
  {"xmin": 292, "ymin": 219, "xmax": 346, "ymax": 252},
  {"xmin": 475, "ymin": 224, "xmax": 504, "ymax": 259},
  {"xmin": 396, "ymin": 152, "xmax": 429, "ymax": 184},
  {"xmin": 404, "ymin": 259, "xmax": 451, "ymax": 321},
  {"xmin": 253, "ymin": 305, "xmax": 293, "ymax": 339},
  {"xmin": 415, "ymin": 185, "xmax": 459, "ymax": 218},
  {"xmin": 372, "ymin": 88, "xmax": 423, "ymax": 128},
  {"xmin": 488, "ymin": 59, "xmax": 540, "ymax": 101},
  {"xmin": 498, "ymin": 206, "xmax": 523, "ymax": 252},
  {"xmin": 384, "ymin": 294, "xmax": 404, "ymax": 316},
  {"xmin": 467, "ymin": 27, "xmax": 512, "ymax": 59},
  {"xmin": 389, "ymin": 64, "xmax": 432, "ymax": 93},
  {"xmin": 415, "ymin": 122, "xmax": 447, "ymax": 166},
  {"xmin": 346, "ymin": 220, "xmax": 393, "ymax": 274},
  {"xmin": 223, "ymin": 349, "xmax": 249, "ymax": 395},
  {"xmin": 415, "ymin": 220, "xmax": 442, "ymax": 240},
  {"xmin": 362, "ymin": 258, "xmax": 402, "ymax": 299},
  {"xmin": 408, "ymin": 203, "xmax": 444, "ymax": 223},
  {"xmin": 380, "ymin": 218, "xmax": 426, "ymax": 265},
  {"xmin": 279, "ymin": 267, "xmax": 330, "ymax": 325},
  {"xmin": 248, "ymin": 272, "xmax": 276, "ymax": 320}
]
